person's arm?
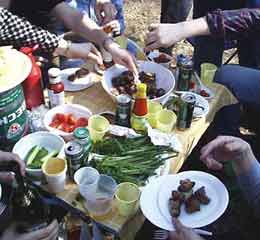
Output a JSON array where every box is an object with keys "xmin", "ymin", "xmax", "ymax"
[
  {"xmin": 145, "ymin": 8, "xmax": 260, "ymax": 51},
  {"xmin": 206, "ymin": 8, "xmax": 260, "ymax": 40},
  {"xmin": 236, "ymin": 159, "xmax": 260, "ymax": 217},
  {"xmin": 52, "ymin": 2, "xmax": 137, "ymax": 74},
  {"xmin": 200, "ymin": 136, "xmax": 260, "ymax": 217},
  {"xmin": 52, "ymin": 2, "xmax": 108, "ymax": 47}
]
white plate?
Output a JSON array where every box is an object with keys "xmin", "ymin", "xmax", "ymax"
[
  {"xmin": 157, "ymin": 171, "xmax": 229, "ymax": 230},
  {"xmin": 140, "ymin": 175, "xmax": 172, "ymax": 230},
  {"xmin": 60, "ymin": 68, "xmax": 95, "ymax": 92},
  {"xmin": 0, "ymin": 49, "xmax": 32, "ymax": 93}
]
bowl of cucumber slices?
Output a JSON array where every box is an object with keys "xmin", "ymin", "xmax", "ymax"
[{"xmin": 13, "ymin": 131, "xmax": 65, "ymax": 179}]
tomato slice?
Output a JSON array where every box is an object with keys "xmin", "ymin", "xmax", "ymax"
[
  {"xmin": 68, "ymin": 124, "xmax": 76, "ymax": 133},
  {"xmin": 49, "ymin": 120, "xmax": 60, "ymax": 129},
  {"xmin": 68, "ymin": 114, "xmax": 77, "ymax": 125},
  {"xmin": 76, "ymin": 117, "xmax": 88, "ymax": 127}
]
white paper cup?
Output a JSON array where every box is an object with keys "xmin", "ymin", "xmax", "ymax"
[{"xmin": 42, "ymin": 158, "xmax": 67, "ymax": 193}]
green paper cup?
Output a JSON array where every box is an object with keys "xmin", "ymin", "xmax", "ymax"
[
  {"xmin": 88, "ymin": 115, "xmax": 110, "ymax": 143},
  {"xmin": 200, "ymin": 63, "xmax": 217, "ymax": 86},
  {"xmin": 156, "ymin": 109, "xmax": 177, "ymax": 133},
  {"xmin": 147, "ymin": 101, "xmax": 163, "ymax": 128},
  {"xmin": 115, "ymin": 182, "xmax": 141, "ymax": 217}
]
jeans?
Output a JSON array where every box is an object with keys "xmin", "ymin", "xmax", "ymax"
[
  {"xmin": 214, "ymin": 65, "xmax": 260, "ymax": 108},
  {"xmin": 192, "ymin": 0, "xmax": 260, "ymax": 73}
]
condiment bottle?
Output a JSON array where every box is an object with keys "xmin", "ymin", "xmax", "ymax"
[
  {"xmin": 20, "ymin": 45, "xmax": 44, "ymax": 110},
  {"xmin": 47, "ymin": 68, "xmax": 64, "ymax": 108},
  {"xmin": 131, "ymin": 83, "xmax": 148, "ymax": 132}
]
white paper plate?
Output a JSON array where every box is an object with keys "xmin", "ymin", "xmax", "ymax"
[
  {"xmin": 140, "ymin": 175, "xmax": 172, "ymax": 230},
  {"xmin": 157, "ymin": 171, "xmax": 229, "ymax": 230},
  {"xmin": 0, "ymin": 49, "xmax": 31, "ymax": 93},
  {"xmin": 60, "ymin": 68, "xmax": 95, "ymax": 92}
]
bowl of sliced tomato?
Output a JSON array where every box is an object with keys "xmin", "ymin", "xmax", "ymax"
[{"xmin": 44, "ymin": 104, "xmax": 92, "ymax": 141}]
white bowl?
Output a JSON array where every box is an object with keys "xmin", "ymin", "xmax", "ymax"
[
  {"xmin": 44, "ymin": 104, "xmax": 92, "ymax": 141},
  {"xmin": 12, "ymin": 131, "xmax": 65, "ymax": 179},
  {"xmin": 102, "ymin": 61, "xmax": 175, "ymax": 104}
]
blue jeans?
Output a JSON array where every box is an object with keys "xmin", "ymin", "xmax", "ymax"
[{"xmin": 214, "ymin": 65, "xmax": 260, "ymax": 109}]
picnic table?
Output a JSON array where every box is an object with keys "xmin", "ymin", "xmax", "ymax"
[{"xmin": 57, "ymin": 65, "xmax": 236, "ymax": 239}]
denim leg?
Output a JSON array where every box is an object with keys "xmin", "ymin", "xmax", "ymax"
[{"xmin": 214, "ymin": 65, "xmax": 260, "ymax": 108}]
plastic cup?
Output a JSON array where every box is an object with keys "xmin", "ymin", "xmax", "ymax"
[
  {"xmin": 156, "ymin": 109, "xmax": 177, "ymax": 133},
  {"xmin": 74, "ymin": 167, "xmax": 100, "ymax": 196},
  {"xmin": 147, "ymin": 101, "xmax": 163, "ymax": 128},
  {"xmin": 42, "ymin": 158, "xmax": 67, "ymax": 193},
  {"xmin": 200, "ymin": 63, "xmax": 217, "ymax": 86},
  {"xmin": 83, "ymin": 174, "xmax": 117, "ymax": 216},
  {"xmin": 115, "ymin": 182, "xmax": 141, "ymax": 217},
  {"xmin": 88, "ymin": 115, "xmax": 110, "ymax": 142}
]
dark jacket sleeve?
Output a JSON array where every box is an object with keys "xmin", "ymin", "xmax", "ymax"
[
  {"xmin": 237, "ymin": 159, "xmax": 260, "ymax": 218},
  {"xmin": 0, "ymin": 7, "xmax": 59, "ymax": 52},
  {"xmin": 206, "ymin": 8, "xmax": 260, "ymax": 40}
]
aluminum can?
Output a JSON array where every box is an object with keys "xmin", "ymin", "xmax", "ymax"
[
  {"xmin": 176, "ymin": 55, "xmax": 193, "ymax": 91},
  {"xmin": 115, "ymin": 94, "xmax": 132, "ymax": 127},
  {"xmin": 177, "ymin": 93, "xmax": 196, "ymax": 130},
  {"xmin": 65, "ymin": 140, "xmax": 84, "ymax": 178},
  {"xmin": 73, "ymin": 127, "xmax": 92, "ymax": 162}
]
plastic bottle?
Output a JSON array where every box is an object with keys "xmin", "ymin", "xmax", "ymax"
[
  {"xmin": 20, "ymin": 45, "xmax": 44, "ymax": 110},
  {"xmin": 47, "ymin": 68, "xmax": 64, "ymax": 108},
  {"xmin": 131, "ymin": 83, "xmax": 148, "ymax": 132}
]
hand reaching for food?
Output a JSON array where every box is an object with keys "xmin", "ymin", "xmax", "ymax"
[
  {"xmin": 200, "ymin": 136, "xmax": 257, "ymax": 175},
  {"xmin": 145, "ymin": 23, "xmax": 186, "ymax": 52},
  {"xmin": 169, "ymin": 218, "xmax": 205, "ymax": 240}
]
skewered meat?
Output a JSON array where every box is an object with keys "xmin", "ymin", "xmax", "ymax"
[
  {"xmin": 68, "ymin": 68, "xmax": 89, "ymax": 82},
  {"xmin": 178, "ymin": 179, "xmax": 195, "ymax": 192},
  {"xmin": 185, "ymin": 195, "xmax": 201, "ymax": 214},
  {"xmin": 194, "ymin": 187, "xmax": 210, "ymax": 204}
]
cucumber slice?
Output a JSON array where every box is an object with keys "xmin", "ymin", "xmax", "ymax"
[
  {"xmin": 39, "ymin": 150, "xmax": 59, "ymax": 163},
  {"xmin": 26, "ymin": 146, "xmax": 41, "ymax": 165}
]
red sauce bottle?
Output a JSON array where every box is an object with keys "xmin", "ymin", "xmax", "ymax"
[
  {"xmin": 131, "ymin": 83, "xmax": 148, "ymax": 132},
  {"xmin": 47, "ymin": 68, "xmax": 64, "ymax": 108},
  {"xmin": 20, "ymin": 45, "xmax": 44, "ymax": 110}
]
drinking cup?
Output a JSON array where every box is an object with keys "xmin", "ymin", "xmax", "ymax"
[{"xmin": 88, "ymin": 115, "xmax": 110, "ymax": 142}]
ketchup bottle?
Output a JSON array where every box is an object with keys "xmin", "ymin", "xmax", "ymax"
[{"xmin": 20, "ymin": 45, "xmax": 44, "ymax": 110}]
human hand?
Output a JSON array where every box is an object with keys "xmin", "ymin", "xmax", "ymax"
[
  {"xmin": 145, "ymin": 23, "xmax": 186, "ymax": 52},
  {"xmin": 96, "ymin": 0, "xmax": 117, "ymax": 25},
  {"xmin": 1, "ymin": 219, "xmax": 59, "ymax": 240},
  {"xmin": 169, "ymin": 218, "xmax": 205, "ymax": 240},
  {"xmin": 0, "ymin": 151, "xmax": 25, "ymax": 181},
  {"xmin": 68, "ymin": 42, "xmax": 103, "ymax": 65},
  {"xmin": 106, "ymin": 41, "xmax": 138, "ymax": 75},
  {"xmin": 200, "ymin": 136, "xmax": 256, "ymax": 173},
  {"xmin": 103, "ymin": 20, "xmax": 121, "ymax": 36}
]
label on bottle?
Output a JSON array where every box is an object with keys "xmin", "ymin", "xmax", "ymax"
[{"xmin": 48, "ymin": 90, "xmax": 65, "ymax": 108}]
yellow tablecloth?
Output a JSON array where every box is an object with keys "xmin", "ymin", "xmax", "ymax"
[{"xmin": 58, "ymin": 69, "xmax": 236, "ymax": 239}]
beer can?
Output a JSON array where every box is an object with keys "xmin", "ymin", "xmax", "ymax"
[
  {"xmin": 65, "ymin": 140, "xmax": 84, "ymax": 178},
  {"xmin": 177, "ymin": 93, "xmax": 196, "ymax": 130},
  {"xmin": 115, "ymin": 94, "xmax": 132, "ymax": 127},
  {"xmin": 73, "ymin": 127, "xmax": 92, "ymax": 162},
  {"xmin": 176, "ymin": 55, "xmax": 193, "ymax": 91}
]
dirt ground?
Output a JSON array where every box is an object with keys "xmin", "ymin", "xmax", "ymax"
[{"xmin": 123, "ymin": 0, "xmax": 237, "ymax": 63}]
